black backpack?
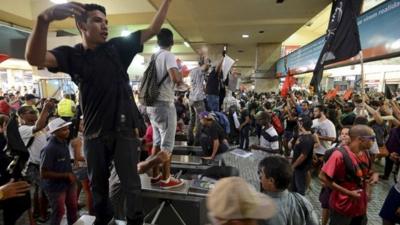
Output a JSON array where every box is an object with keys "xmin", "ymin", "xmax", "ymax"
[
  {"xmin": 3, "ymin": 113, "xmax": 34, "ymax": 179},
  {"xmin": 323, "ymin": 146, "xmax": 370, "ymax": 187},
  {"xmin": 138, "ymin": 52, "xmax": 169, "ymax": 106}
]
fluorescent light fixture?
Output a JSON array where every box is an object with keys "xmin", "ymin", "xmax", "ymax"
[
  {"xmin": 242, "ymin": 34, "xmax": 249, "ymax": 38},
  {"xmin": 50, "ymin": 0, "xmax": 68, "ymax": 4},
  {"xmin": 153, "ymin": 46, "xmax": 160, "ymax": 53},
  {"xmin": 184, "ymin": 41, "xmax": 190, "ymax": 48},
  {"xmin": 121, "ymin": 30, "xmax": 130, "ymax": 37}
]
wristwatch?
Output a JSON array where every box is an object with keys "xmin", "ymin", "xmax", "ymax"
[{"xmin": 0, "ymin": 189, "xmax": 4, "ymax": 200}]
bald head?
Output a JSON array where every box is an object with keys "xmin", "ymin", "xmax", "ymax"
[{"xmin": 349, "ymin": 125, "xmax": 374, "ymax": 138}]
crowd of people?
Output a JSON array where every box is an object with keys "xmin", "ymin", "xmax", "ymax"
[{"xmin": 1, "ymin": 1, "xmax": 400, "ymax": 225}]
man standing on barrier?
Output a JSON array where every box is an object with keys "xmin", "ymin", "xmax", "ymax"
[{"xmin": 25, "ymin": 1, "xmax": 172, "ymax": 224}]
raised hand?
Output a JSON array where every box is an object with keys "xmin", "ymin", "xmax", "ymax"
[
  {"xmin": 40, "ymin": 2, "xmax": 85, "ymax": 23},
  {"xmin": 0, "ymin": 179, "xmax": 30, "ymax": 200}
]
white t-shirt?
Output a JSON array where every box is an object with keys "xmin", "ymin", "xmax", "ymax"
[
  {"xmin": 19, "ymin": 125, "xmax": 49, "ymax": 165},
  {"xmin": 312, "ymin": 118, "xmax": 336, "ymax": 155},
  {"xmin": 155, "ymin": 49, "xmax": 178, "ymax": 102},
  {"xmin": 260, "ymin": 126, "xmax": 279, "ymax": 152}
]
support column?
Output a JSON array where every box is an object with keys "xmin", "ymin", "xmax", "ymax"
[{"xmin": 254, "ymin": 43, "xmax": 282, "ymax": 92}]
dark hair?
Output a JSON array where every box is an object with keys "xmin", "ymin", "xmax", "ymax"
[
  {"xmin": 301, "ymin": 100, "xmax": 310, "ymax": 106},
  {"xmin": 353, "ymin": 116, "xmax": 368, "ymax": 125},
  {"xmin": 259, "ymin": 156, "xmax": 292, "ymax": 190},
  {"xmin": 299, "ymin": 116, "xmax": 312, "ymax": 131},
  {"xmin": 344, "ymin": 102, "xmax": 355, "ymax": 109},
  {"xmin": 157, "ymin": 28, "xmax": 174, "ymax": 48},
  {"xmin": 75, "ymin": 4, "xmax": 106, "ymax": 28},
  {"xmin": 314, "ymin": 104, "xmax": 326, "ymax": 114},
  {"xmin": 17, "ymin": 106, "xmax": 34, "ymax": 116},
  {"xmin": 0, "ymin": 114, "xmax": 9, "ymax": 126},
  {"xmin": 263, "ymin": 101, "xmax": 272, "ymax": 110},
  {"xmin": 199, "ymin": 56, "xmax": 211, "ymax": 66}
]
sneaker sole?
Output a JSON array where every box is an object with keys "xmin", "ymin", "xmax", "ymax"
[{"xmin": 160, "ymin": 181, "xmax": 185, "ymax": 190}]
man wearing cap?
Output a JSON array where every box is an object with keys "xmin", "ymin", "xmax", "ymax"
[
  {"xmin": 23, "ymin": 94, "xmax": 39, "ymax": 114},
  {"xmin": 207, "ymin": 176, "xmax": 276, "ymax": 225},
  {"xmin": 250, "ymin": 111, "xmax": 279, "ymax": 154},
  {"xmin": 40, "ymin": 118, "xmax": 77, "ymax": 225},
  {"xmin": 198, "ymin": 111, "xmax": 229, "ymax": 160},
  {"xmin": 18, "ymin": 102, "xmax": 54, "ymax": 221}
]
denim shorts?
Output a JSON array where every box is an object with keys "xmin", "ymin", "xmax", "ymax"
[{"xmin": 146, "ymin": 101, "xmax": 177, "ymax": 152}]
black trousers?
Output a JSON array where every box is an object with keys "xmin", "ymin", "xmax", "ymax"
[
  {"xmin": 84, "ymin": 133, "xmax": 143, "ymax": 225},
  {"xmin": 0, "ymin": 192, "xmax": 31, "ymax": 225}
]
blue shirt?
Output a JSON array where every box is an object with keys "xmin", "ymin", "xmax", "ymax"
[{"xmin": 40, "ymin": 136, "xmax": 72, "ymax": 192}]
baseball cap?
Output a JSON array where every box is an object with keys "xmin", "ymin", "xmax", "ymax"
[
  {"xmin": 207, "ymin": 177, "xmax": 276, "ymax": 222},
  {"xmin": 24, "ymin": 94, "xmax": 38, "ymax": 101},
  {"xmin": 47, "ymin": 118, "xmax": 71, "ymax": 134},
  {"xmin": 199, "ymin": 111, "xmax": 211, "ymax": 120}
]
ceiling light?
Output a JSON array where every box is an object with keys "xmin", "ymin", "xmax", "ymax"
[
  {"xmin": 235, "ymin": 59, "xmax": 239, "ymax": 61},
  {"xmin": 184, "ymin": 41, "xmax": 190, "ymax": 48},
  {"xmin": 121, "ymin": 30, "xmax": 130, "ymax": 37},
  {"xmin": 242, "ymin": 34, "xmax": 249, "ymax": 38},
  {"xmin": 50, "ymin": 0, "xmax": 68, "ymax": 4}
]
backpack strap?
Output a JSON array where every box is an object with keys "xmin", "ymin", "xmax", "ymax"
[
  {"xmin": 337, "ymin": 146, "xmax": 362, "ymax": 186},
  {"xmin": 150, "ymin": 51, "xmax": 170, "ymax": 88},
  {"xmin": 26, "ymin": 136, "xmax": 35, "ymax": 149},
  {"xmin": 158, "ymin": 73, "xmax": 169, "ymax": 87}
]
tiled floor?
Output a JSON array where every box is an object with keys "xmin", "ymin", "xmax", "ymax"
[
  {"xmin": 222, "ymin": 148, "xmax": 394, "ymax": 225},
  {"xmin": 1, "ymin": 149, "xmax": 394, "ymax": 225}
]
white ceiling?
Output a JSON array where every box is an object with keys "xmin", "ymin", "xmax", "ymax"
[{"xmin": 0, "ymin": 0, "xmax": 331, "ymax": 76}]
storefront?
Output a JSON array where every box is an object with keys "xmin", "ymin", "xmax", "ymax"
[{"xmin": 275, "ymin": 0, "xmax": 400, "ymax": 94}]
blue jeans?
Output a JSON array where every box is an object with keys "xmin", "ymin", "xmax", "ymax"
[
  {"xmin": 46, "ymin": 184, "xmax": 78, "ymax": 225},
  {"xmin": 84, "ymin": 133, "xmax": 143, "ymax": 225},
  {"xmin": 207, "ymin": 95, "xmax": 220, "ymax": 112}
]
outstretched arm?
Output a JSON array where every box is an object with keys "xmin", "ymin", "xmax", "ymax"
[
  {"xmin": 25, "ymin": 2, "xmax": 85, "ymax": 67},
  {"xmin": 140, "ymin": 0, "xmax": 172, "ymax": 44}
]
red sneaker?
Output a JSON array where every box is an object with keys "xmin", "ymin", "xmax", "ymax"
[
  {"xmin": 160, "ymin": 177, "xmax": 184, "ymax": 190},
  {"xmin": 151, "ymin": 174, "xmax": 162, "ymax": 185}
]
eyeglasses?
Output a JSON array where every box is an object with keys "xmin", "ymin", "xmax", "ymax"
[{"xmin": 359, "ymin": 136, "xmax": 375, "ymax": 141}]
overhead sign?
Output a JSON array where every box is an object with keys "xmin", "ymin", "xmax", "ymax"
[{"xmin": 276, "ymin": 0, "xmax": 400, "ymax": 77}]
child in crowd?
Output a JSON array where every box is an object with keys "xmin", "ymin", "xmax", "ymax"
[{"xmin": 40, "ymin": 118, "xmax": 77, "ymax": 225}]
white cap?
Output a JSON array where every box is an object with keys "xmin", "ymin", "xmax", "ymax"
[
  {"xmin": 47, "ymin": 118, "xmax": 71, "ymax": 134},
  {"xmin": 207, "ymin": 177, "xmax": 276, "ymax": 222}
]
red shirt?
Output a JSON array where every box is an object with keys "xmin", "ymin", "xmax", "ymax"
[
  {"xmin": 321, "ymin": 146, "xmax": 370, "ymax": 217},
  {"xmin": 0, "ymin": 100, "xmax": 10, "ymax": 115}
]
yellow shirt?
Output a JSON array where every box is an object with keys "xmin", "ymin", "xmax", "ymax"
[{"xmin": 57, "ymin": 98, "xmax": 76, "ymax": 117}]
